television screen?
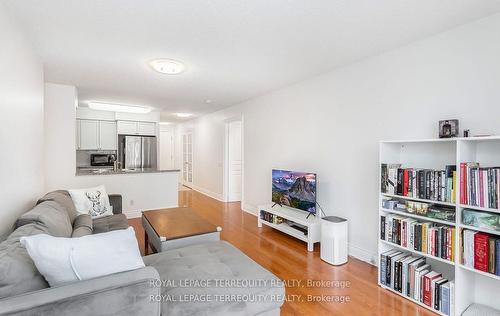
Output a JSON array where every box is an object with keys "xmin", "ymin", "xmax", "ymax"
[{"xmin": 272, "ymin": 169, "xmax": 316, "ymax": 214}]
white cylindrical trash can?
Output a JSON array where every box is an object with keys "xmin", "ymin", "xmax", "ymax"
[{"xmin": 320, "ymin": 216, "xmax": 348, "ymax": 265}]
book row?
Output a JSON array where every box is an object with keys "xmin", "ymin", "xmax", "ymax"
[
  {"xmin": 381, "ymin": 214, "xmax": 455, "ymax": 262},
  {"xmin": 381, "ymin": 164, "xmax": 457, "ymax": 203},
  {"xmin": 259, "ymin": 211, "xmax": 285, "ymax": 225},
  {"xmin": 462, "ymin": 229, "xmax": 500, "ymax": 276},
  {"xmin": 460, "ymin": 163, "xmax": 500, "ymax": 209},
  {"xmin": 380, "ymin": 250, "xmax": 454, "ymax": 315}
]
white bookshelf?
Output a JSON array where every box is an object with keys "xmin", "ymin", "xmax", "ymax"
[{"xmin": 379, "ymin": 137, "xmax": 500, "ymax": 316}]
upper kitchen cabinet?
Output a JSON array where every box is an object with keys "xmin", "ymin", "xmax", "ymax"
[
  {"xmin": 78, "ymin": 120, "xmax": 99, "ymax": 150},
  {"xmin": 77, "ymin": 119, "xmax": 117, "ymax": 150},
  {"xmin": 137, "ymin": 122, "xmax": 156, "ymax": 136},
  {"xmin": 98, "ymin": 121, "xmax": 117, "ymax": 150},
  {"xmin": 117, "ymin": 120, "xmax": 156, "ymax": 136}
]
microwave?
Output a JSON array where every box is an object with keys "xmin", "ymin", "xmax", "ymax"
[{"xmin": 90, "ymin": 154, "xmax": 116, "ymax": 166}]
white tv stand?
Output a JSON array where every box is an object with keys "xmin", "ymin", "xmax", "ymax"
[{"xmin": 257, "ymin": 203, "xmax": 321, "ymax": 251}]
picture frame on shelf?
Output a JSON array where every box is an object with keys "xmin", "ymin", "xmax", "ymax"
[{"xmin": 439, "ymin": 119, "xmax": 459, "ymax": 138}]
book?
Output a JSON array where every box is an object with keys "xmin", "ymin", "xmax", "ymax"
[
  {"xmin": 434, "ymin": 278, "xmax": 447, "ymax": 311},
  {"xmin": 488, "ymin": 236, "xmax": 497, "ymax": 274},
  {"xmin": 474, "ymin": 232, "xmax": 490, "ymax": 272},
  {"xmin": 496, "ymin": 239, "xmax": 500, "ymax": 276},
  {"xmin": 463, "ymin": 230, "xmax": 477, "ymax": 268},
  {"xmin": 423, "ymin": 271, "xmax": 442, "ymax": 306},
  {"xmin": 414, "ymin": 264, "xmax": 430, "ymax": 301},
  {"xmin": 440, "ymin": 281, "xmax": 451, "ymax": 315}
]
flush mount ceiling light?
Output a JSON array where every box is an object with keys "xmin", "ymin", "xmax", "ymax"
[
  {"xmin": 176, "ymin": 113, "xmax": 192, "ymax": 118},
  {"xmin": 149, "ymin": 59, "xmax": 185, "ymax": 75},
  {"xmin": 88, "ymin": 102, "xmax": 152, "ymax": 113},
  {"xmin": 159, "ymin": 122, "xmax": 172, "ymax": 125}
]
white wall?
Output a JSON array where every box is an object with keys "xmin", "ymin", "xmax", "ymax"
[
  {"xmin": 45, "ymin": 83, "xmax": 179, "ymax": 218},
  {"xmin": 177, "ymin": 13, "xmax": 500, "ymax": 263},
  {"xmin": 0, "ymin": 4, "xmax": 44, "ymax": 239}
]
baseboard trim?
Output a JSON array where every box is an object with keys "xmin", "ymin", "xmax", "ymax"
[
  {"xmin": 241, "ymin": 202, "xmax": 258, "ymax": 215},
  {"xmin": 190, "ymin": 184, "xmax": 225, "ymax": 202},
  {"xmin": 123, "ymin": 204, "xmax": 179, "ymax": 219},
  {"xmin": 124, "ymin": 210, "xmax": 142, "ymax": 219},
  {"xmin": 240, "ymin": 203, "xmax": 377, "ymax": 266},
  {"xmin": 348, "ymin": 243, "xmax": 377, "ymax": 266}
]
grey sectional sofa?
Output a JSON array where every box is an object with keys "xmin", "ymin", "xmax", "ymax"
[{"xmin": 0, "ymin": 191, "xmax": 284, "ymax": 316}]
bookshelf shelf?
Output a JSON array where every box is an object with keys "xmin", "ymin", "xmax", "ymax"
[
  {"xmin": 459, "ymin": 204, "xmax": 500, "ymax": 214},
  {"xmin": 380, "ymin": 193, "xmax": 456, "ymax": 207},
  {"xmin": 379, "ymin": 284, "xmax": 447, "ymax": 316},
  {"xmin": 380, "ymin": 208, "xmax": 455, "ymax": 226},
  {"xmin": 379, "ymin": 239, "xmax": 455, "ymax": 266},
  {"xmin": 458, "ymin": 264, "xmax": 500, "ymax": 282},
  {"xmin": 459, "ymin": 224, "xmax": 500, "ymax": 237},
  {"xmin": 379, "ymin": 138, "xmax": 500, "ymax": 316}
]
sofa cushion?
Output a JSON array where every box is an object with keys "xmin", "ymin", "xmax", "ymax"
[
  {"xmin": 72, "ymin": 214, "xmax": 93, "ymax": 238},
  {"xmin": 0, "ymin": 223, "xmax": 49, "ymax": 299},
  {"xmin": 92, "ymin": 214, "xmax": 128, "ymax": 234},
  {"xmin": 143, "ymin": 241, "xmax": 285, "ymax": 316},
  {"xmin": 37, "ymin": 190, "xmax": 79, "ymax": 224},
  {"xmin": 16, "ymin": 201, "xmax": 72, "ymax": 238}
]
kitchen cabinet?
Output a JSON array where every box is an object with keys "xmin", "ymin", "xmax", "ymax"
[
  {"xmin": 137, "ymin": 122, "xmax": 156, "ymax": 136},
  {"xmin": 78, "ymin": 120, "xmax": 99, "ymax": 150},
  {"xmin": 98, "ymin": 121, "xmax": 117, "ymax": 150},
  {"xmin": 76, "ymin": 119, "xmax": 117, "ymax": 150},
  {"xmin": 117, "ymin": 120, "xmax": 138, "ymax": 135},
  {"xmin": 117, "ymin": 120, "xmax": 156, "ymax": 136}
]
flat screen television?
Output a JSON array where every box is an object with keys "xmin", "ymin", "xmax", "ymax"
[{"xmin": 272, "ymin": 169, "xmax": 316, "ymax": 215}]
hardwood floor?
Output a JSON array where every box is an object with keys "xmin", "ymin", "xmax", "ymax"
[{"xmin": 129, "ymin": 189, "xmax": 434, "ymax": 316}]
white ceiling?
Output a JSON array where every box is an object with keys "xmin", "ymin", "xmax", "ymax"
[{"xmin": 4, "ymin": 0, "xmax": 500, "ymax": 121}]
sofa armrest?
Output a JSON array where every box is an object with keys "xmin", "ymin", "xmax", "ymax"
[
  {"xmin": 108, "ymin": 194, "xmax": 122, "ymax": 214},
  {"xmin": 0, "ymin": 267, "xmax": 160, "ymax": 316}
]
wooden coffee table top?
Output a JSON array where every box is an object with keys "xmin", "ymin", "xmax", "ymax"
[{"xmin": 142, "ymin": 207, "xmax": 219, "ymax": 240}]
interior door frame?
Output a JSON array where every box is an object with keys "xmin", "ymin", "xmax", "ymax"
[
  {"xmin": 223, "ymin": 116, "xmax": 244, "ymax": 203},
  {"xmin": 159, "ymin": 130, "xmax": 174, "ymax": 170},
  {"xmin": 182, "ymin": 132, "xmax": 193, "ymax": 188}
]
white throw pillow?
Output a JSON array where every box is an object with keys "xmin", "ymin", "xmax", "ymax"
[
  {"xmin": 68, "ymin": 185, "xmax": 113, "ymax": 219},
  {"xmin": 20, "ymin": 227, "xmax": 145, "ymax": 287}
]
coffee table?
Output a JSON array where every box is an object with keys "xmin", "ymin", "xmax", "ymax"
[{"xmin": 142, "ymin": 207, "xmax": 221, "ymax": 255}]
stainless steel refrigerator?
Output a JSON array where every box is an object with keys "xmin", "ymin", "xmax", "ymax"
[{"xmin": 118, "ymin": 135, "xmax": 157, "ymax": 169}]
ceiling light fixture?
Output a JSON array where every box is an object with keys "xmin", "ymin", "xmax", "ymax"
[
  {"xmin": 149, "ymin": 59, "xmax": 185, "ymax": 75},
  {"xmin": 176, "ymin": 113, "xmax": 192, "ymax": 118},
  {"xmin": 205, "ymin": 99, "xmax": 212, "ymax": 104},
  {"xmin": 159, "ymin": 122, "xmax": 172, "ymax": 125},
  {"xmin": 88, "ymin": 102, "xmax": 152, "ymax": 114}
]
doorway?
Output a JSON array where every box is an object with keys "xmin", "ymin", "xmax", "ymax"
[
  {"xmin": 159, "ymin": 130, "xmax": 174, "ymax": 170},
  {"xmin": 225, "ymin": 120, "xmax": 242, "ymax": 202},
  {"xmin": 182, "ymin": 132, "xmax": 193, "ymax": 187}
]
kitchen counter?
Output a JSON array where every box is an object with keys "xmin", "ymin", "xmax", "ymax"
[{"xmin": 76, "ymin": 167, "xmax": 180, "ymax": 176}]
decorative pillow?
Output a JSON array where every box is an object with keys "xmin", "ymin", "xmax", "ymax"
[
  {"xmin": 20, "ymin": 227, "xmax": 144, "ymax": 287},
  {"xmin": 68, "ymin": 185, "xmax": 113, "ymax": 219}
]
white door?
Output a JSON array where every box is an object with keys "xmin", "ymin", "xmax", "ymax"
[
  {"xmin": 182, "ymin": 133, "xmax": 193, "ymax": 186},
  {"xmin": 159, "ymin": 131, "xmax": 174, "ymax": 170},
  {"xmin": 228, "ymin": 121, "xmax": 242, "ymax": 201},
  {"xmin": 99, "ymin": 121, "xmax": 117, "ymax": 150},
  {"xmin": 79, "ymin": 120, "xmax": 99, "ymax": 150}
]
